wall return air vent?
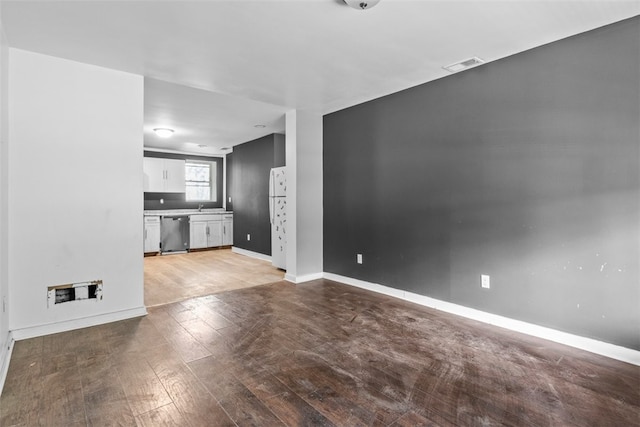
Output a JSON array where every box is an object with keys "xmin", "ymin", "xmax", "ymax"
[
  {"xmin": 443, "ymin": 57, "xmax": 485, "ymax": 73},
  {"xmin": 47, "ymin": 280, "xmax": 103, "ymax": 307}
]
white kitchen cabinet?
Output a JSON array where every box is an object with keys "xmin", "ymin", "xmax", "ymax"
[
  {"xmin": 189, "ymin": 214, "xmax": 222, "ymax": 249},
  {"xmin": 143, "ymin": 158, "xmax": 164, "ymax": 192},
  {"xmin": 163, "ymin": 159, "xmax": 186, "ymax": 192},
  {"xmin": 143, "ymin": 157, "xmax": 185, "ymax": 193},
  {"xmin": 208, "ymin": 221, "xmax": 222, "ymax": 247},
  {"xmin": 143, "ymin": 216, "xmax": 160, "ymax": 253},
  {"xmin": 222, "ymin": 214, "xmax": 233, "ymax": 246},
  {"xmin": 189, "ymin": 220, "xmax": 208, "ymax": 249}
]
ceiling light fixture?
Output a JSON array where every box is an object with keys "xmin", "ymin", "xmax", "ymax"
[
  {"xmin": 254, "ymin": 124, "xmax": 266, "ymax": 128},
  {"xmin": 344, "ymin": 0, "xmax": 381, "ymax": 10},
  {"xmin": 153, "ymin": 128, "xmax": 174, "ymax": 138},
  {"xmin": 443, "ymin": 57, "xmax": 485, "ymax": 73}
]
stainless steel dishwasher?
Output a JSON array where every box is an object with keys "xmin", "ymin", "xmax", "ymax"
[{"xmin": 160, "ymin": 215, "xmax": 190, "ymax": 254}]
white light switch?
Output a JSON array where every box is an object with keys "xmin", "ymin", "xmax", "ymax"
[
  {"xmin": 481, "ymin": 274, "xmax": 490, "ymax": 289},
  {"xmin": 247, "ymin": 234, "xmax": 251, "ymax": 241},
  {"xmin": 357, "ymin": 254, "xmax": 363, "ymax": 264}
]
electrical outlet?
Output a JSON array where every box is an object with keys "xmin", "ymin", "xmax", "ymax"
[
  {"xmin": 481, "ymin": 274, "xmax": 490, "ymax": 289},
  {"xmin": 228, "ymin": 196, "xmax": 232, "ymax": 203},
  {"xmin": 357, "ymin": 254, "xmax": 363, "ymax": 264},
  {"xmin": 247, "ymin": 234, "xmax": 251, "ymax": 241}
]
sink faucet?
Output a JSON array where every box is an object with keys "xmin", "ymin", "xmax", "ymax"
[{"xmin": 198, "ymin": 203, "xmax": 204, "ymax": 212}]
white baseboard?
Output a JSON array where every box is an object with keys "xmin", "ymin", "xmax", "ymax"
[
  {"xmin": 0, "ymin": 331, "xmax": 14, "ymax": 397},
  {"xmin": 323, "ymin": 273, "xmax": 640, "ymax": 366},
  {"xmin": 231, "ymin": 246, "xmax": 272, "ymax": 262},
  {"xmin": 10, "ymin": 306, "xmax": 148, "ymax": 341},
  {"xmin": 285, "ymin": 272, "xmax": 323, "ymax": 284}
]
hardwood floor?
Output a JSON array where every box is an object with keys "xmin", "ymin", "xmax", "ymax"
[
  {"xmin": 144, "ymin": 249, "xmax": 284, "ymax": 306},
  {"xmin": 2, "ymin": 279, "xmax": 639, "ymax": 426}
]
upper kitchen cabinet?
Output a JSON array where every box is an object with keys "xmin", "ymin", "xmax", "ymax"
[{"xmin": 143, "ymin": 157, "xmax": 185, "ymax": 192}]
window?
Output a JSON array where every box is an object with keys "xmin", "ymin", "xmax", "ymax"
[{"xmin": 185, "ymin": 161, "xmax": 217, "ymax": 201}]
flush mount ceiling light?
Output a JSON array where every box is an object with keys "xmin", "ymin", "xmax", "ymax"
[
  {"xmin": 443, "ymin": 57, "xmax": 485, "ymax": 73},
  {"xmin": 344, "ymin": 0, "xmax": 381, "ymax": 10},
  {"xmin": 153, "ymin": 128, "xmax": 174, "ymax": 138},
  {"xmin": 254, "ymin": 124, "xmax": 266, "ymax": 128}
]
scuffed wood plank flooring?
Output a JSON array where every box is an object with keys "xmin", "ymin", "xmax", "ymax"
[
  {"xmin": 144, "ymin": 249, "xmax": 284, "ymax": 307},
  {"xmin": 2, "ymin": 279, "xmax": 639, "ymax": 426}
]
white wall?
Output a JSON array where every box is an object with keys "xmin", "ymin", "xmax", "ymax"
[
  {"xmin": 285, "ymin": 110, "xmax": 323, "ymax": 282},
  {"xmin": 8, "ymin": 49, "xmax": 145, "ymax": 335},
  {"xmin": 0, "ymin": 5, "xmax": 11, "ymax": 386}
]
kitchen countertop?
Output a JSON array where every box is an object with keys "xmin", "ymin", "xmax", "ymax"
[{"xmin": 144, "ymin": 209, "xmax": 232, "ymax": 216}]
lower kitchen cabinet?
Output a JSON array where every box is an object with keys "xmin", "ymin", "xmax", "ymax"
[
  {"xmin": 189, "ymin": 220, "xmax": 208, "ymax": 249},
  {"xmin": 144, "ymin": 213, "xmax": 233, "ymax": 254},
  {"xmin": 144, "ymin": 216, "xmax": 161, "ymax": 253},
  {"xmin": 222, "ymin": 214, "xmax": 233, "ymax": 246},
  {"xmin": 189, "ymin": 215, "xmax": 222, "ymax": 249}
]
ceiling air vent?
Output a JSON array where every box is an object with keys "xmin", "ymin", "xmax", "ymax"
[{"xmin": 443, "ymin": 57, "xmax": 485, "ymax": 73}]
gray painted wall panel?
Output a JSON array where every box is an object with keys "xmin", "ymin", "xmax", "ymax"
[
  {"xmin": 274, "ymin": 133, "xmax": 286, "ymax": 167},
  {"xmin": 232, "ymin": 135, "xmax": 274, "ymax": 255},
  {"xmin": 225, "ymin": 152, "xmax": 233, "ymax": 211},
  {"xmin": 231, "ymin": 133, "xmax": 285, "ymax": 256},
  {"xmin": 323, "ymin": 18, "xmax": 639, "ymax": 349}
]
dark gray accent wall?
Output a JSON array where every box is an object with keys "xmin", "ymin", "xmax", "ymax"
[
  {"xmin": 225, "ymin": 153, "xmax": 233, "ymax": 211},
  {"xmin": 323, "ymin": 17, "xmax": 640, "ymax": 350},
  {"xmin": 232, "ymin": 134, "xmax": 285, "ymax": 255},
  {"xmin": 143, "ymin": 151, "xmax": 224, "ymax": 210},
  {"xmin": 274, "ymin": 133, "xmax": 286, "ymax": 167}
]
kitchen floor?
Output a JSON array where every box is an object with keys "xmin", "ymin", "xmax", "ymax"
[
  {"xmin": 1, "ymin": 279, "xmax": 637, "ymax": 426},
  {"xmin": 144, "ymin": 249, "xmax": 284, "ymax": 307}
]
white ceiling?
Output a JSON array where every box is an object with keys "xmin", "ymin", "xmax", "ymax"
[
  {"xmin": 2, "ymin": 0, "xmax": 639, "ymax": 156},
  {"xmin": 143, "ymin": 78, "xmax": 286, "ymax": 154}
]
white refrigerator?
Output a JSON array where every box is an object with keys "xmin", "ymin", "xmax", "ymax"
[{"xmin": 269, "ymin": 167, "xmax": 287, "ymax": 269}]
